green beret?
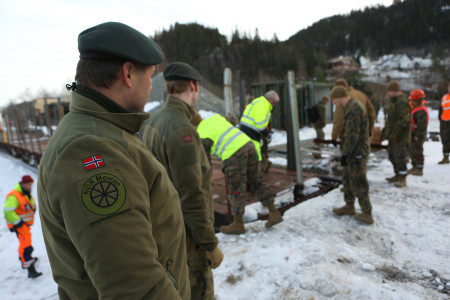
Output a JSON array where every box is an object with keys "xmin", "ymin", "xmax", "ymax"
[
  {"xmin": 330, "ymin": 86, "xmax": 348, "ymax": 99},
  {"xmin": 78, "ymin": 22, "xmax": 164, "ymax": 65},
  {"xmin": 164, "ymin": 62, "xmax": 202, "ymax": 81},
  {"xmin": 386, "ymin": 80, "xmax": 401, "ymax": 92}
]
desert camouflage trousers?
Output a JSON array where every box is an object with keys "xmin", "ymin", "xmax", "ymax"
[
  {"xmin": 388, "ymin": 142, "xmax": 409, "ymax": 175},
  {"xmin": 186, "ymin": 235, "xmax": 214, "ymax": 300},
  {"xmin": 223, "ymin": 142, "xmax": 274, "ymax": 216},
  {"xmin": 440, "ymin": 120, "xmax": 450, "ymax": 155},
  {"xmin": 409, "ymin": 139, "xmax": 425, "ymax": 168},
  {"xmin": 342, "ymin": 156, "xmax": 372, "ymax": 214}
]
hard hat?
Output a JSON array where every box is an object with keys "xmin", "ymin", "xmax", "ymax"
[{"xmin": 408, "ymin": 89, "xmax": 425, "ymax": 100}]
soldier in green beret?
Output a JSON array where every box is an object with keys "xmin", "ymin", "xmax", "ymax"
[
  {"xmin": 38, "ymin": 22, "xmax": 190, "ymax": 299},
  {"xmin": 141, "ymin": 62, "xmax": 223, "ymax": 300},
  {"xmin": 330, "ymin": 86, "xmax": 373, "ymax": 225}
]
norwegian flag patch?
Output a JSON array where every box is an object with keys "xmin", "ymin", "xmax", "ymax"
[
  {"xmin": 83, "ymin": 155, "xmax": 104, "ymax": 171},
  {"xmin": 183, "ymin": 135, "xmax": 192, "ymax": 143}
]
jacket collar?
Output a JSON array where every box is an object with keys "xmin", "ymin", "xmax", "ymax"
[
  {"xmin": 69, "ymin": 90, "xmax": 149, "ymax": 134},
  {"xmin": 163, "ymin": 95, "xmax": 195, "ymax": 121}
]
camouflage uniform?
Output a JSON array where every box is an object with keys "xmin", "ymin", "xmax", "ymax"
[
  {"xmin": 222, "ymin": 142, "xmax": 273, "ymax": 216},
  {"xmin": 381, "ymin": 93, "xmax": 411, "ymax": 176},
  {"xmin": 341, "ymin": 99, "xmax": 371, "ymax": 213},
  {"xmin": 332, "ymin": 87, "xmax": 376, "ymax": 140},
  {"xmin": 409, "ymin": 106, "xmax": 429, "ymax": 168},
  {"xmin": 199, "ymin": 114, "xmax": 273, "ymax": 217}
]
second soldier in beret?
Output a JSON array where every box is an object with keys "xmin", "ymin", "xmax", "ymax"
[
  {"xmin": 141, "ymin": 62, "xmax": 223, "ymax": 300},
  {"xmin": 38, "ymin": 22, "xmax": 190, "ymax": 299}
]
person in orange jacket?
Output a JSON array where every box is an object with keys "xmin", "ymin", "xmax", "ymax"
[
  {"xmin": 407, "ymin": 89, "xmax": 429, "ymax": 175},
  {"xmin": 4, "ymin": 175, "xmax": 42, "ymax": 278}
]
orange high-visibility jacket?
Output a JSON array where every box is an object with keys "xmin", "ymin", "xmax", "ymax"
[
  {"xmin": 441, "ymin": 94, "xmax": 450, "ymax": 121},
  {"xmin": 4, "ymin": 187, "xmax": 35, "ymax": 229}
]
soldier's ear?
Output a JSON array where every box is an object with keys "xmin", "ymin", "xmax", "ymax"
[{"xmin": 122, "ymin": 62, "xmax": 134, "ymax": 88}]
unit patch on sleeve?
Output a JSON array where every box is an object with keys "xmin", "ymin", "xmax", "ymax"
[
  {"xmin": 81, "ymin": 173, "xmax": 126, "ymax": 216},
  {"xmin": 83, "ymin": 155, "xmax": 104, "ymax": 171}
]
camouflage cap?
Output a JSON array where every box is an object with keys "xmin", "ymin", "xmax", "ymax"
[
  {"xmin": 78, "ymin": 22, "xmax": 164, "ymax": 65},
  {"xmin": 330, "ymin": 86, "xmax": 348, "ymax": 99},
  {"xmin": 164, "ymin": 62, "xmax": 202, "ymax": 81},
  {"xmin": 386, "ymin": 80, "xmax": 401, "ymax": 92}
]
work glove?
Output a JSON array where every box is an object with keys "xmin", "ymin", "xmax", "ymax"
[
  {"xmin": 9, "ymin": 219, "xmax": 24, "ymax": 233},
  {"xmin": 331, "ymin": 139, "xmax": 338, "ymax": 147},
  {"xmin": 389, "ymin": 133, "xmax": 397, "ymax": 144},
  {"xmin": 208, "ymin": 246, "xmax": 224, "ymax": 269},
  {"xmin": 340, "ymin": 155, "xmax": 348, "ymax": 167}
]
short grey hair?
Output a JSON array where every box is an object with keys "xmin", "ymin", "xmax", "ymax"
[{"xmin": 264, "ymin": 90, "xmax": 279, "ymax": 102}]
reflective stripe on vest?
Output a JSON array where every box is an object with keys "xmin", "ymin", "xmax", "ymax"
[
  {"xmin": 214, "ymin": 130, "xmax": 244, "ymax": 158},
  {"xmin": 240, "ymin": 97, "xmax": 271, "ymax": 131},
  {"xmin": 410, "ymin": 106, "xmax": 429, "ymax": 131},
  {"xmin": 5, "ymin": 189, "xmax": 35, "ymax": 228},
  {"xmin": 442, "ymin": 94, "xmax": 450, "ymax": 121},
  {"xmin": 198, "ymin": 114, "xmax": 253, "ymax": 161}
]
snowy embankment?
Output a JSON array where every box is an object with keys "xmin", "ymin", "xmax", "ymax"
[{"xmin": 0, "ymin": 110, "xmax": 449, "ymax": 300}]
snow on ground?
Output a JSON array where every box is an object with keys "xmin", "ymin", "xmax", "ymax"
[{"xmin": 1, "ymin": 110, "xmax": 449, "ymax": 300}]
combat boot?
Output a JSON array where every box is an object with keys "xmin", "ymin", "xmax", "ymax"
[
  {"xmin": 407, "ymin": 167, "xmax": 423, "ymax": 176},
  {"xmin": 332, "ymin": 204, "xmax": 355, "ymax": 216},
  {"xmin": 220, "ymin": 215, "xmax": 245, "ymax": 234},
  {"xmin": 354, "ymin": 212, "xmax": 374, "ymax": 225},
  {"xmin": 438, "ymin": 156, "xmax": 449, "ymax": 164},
  {"xmin": 385, "ymin": 174, "xmax": 399, "ymax": 182},
  {"xmin": 265, "ymin": 202, "xmax": 283, "ymax": 228},
  {"xmin": 394, "ymin": 175, "xmax": 407, "ymax": 188},
  {"xmin": 27, "ymin": 264, "xmax": 42, "ymax": 279}
]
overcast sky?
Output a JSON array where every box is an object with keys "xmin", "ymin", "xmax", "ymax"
[{"xmin": 0, "ymin": 0, "xmax": 393, "ymax": 107}]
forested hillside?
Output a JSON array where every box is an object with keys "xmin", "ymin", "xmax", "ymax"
[{"xmin": 152, "ymin": 0, "xmax": 449, "ymax": 94}]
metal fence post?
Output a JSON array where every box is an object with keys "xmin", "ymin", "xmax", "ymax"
[
  {"xmin": 44, "ymin": 98, "xmax": 53, "ymax": 136},
  {"xmin": 31, "ymin": 104, "xmax": 43, "ymax": 154},
  {"xmin": 223, "ymin": 68, "xmax": 233, "ymax": 115},
  {"xmin": 287, "ymin": 71, "xmax": 303, "ymax": 186}
]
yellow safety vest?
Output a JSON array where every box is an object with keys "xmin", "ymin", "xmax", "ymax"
[
  {"xmin": 4, "ymin": 186, "xmax": 36, "ymax": 229},
  {"xmin": 240, "ymin": 96, "xmax": 273, "ymax": 132},
  {"xmin": 197, "ymin": 114, "xmax": 261, "ymax": 161}
]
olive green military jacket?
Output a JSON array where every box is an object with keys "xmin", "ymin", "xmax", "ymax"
[
  {"xmin": 381, "ymin": 93, "xmax": 411, "ymax": 144},
  {"xmin": 332, "ymin": 88, "xmax": 376, "ymax": 140},
  {"xmin": 341, "ymin": 98, "xmax": 370, "ymax": 160},
  {"xmin": 141, "ymin": 96, "xmax": 218, "ymax": 254},
  {"xmin": 314, "ymin": 101, "xmax": 327, "ymax": 129},
  {"xmin": 38, "ymin": 91, "xmax": 190, "ymax": 300}
]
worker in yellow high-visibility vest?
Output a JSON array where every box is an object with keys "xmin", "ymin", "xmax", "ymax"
[
  {"xmin": 238, "ymin": 90, "xmax": 279, "ymax": 164},
  {"xmin": 197, "ymin": 113, "xmax": 283, "ymax": 234}
]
